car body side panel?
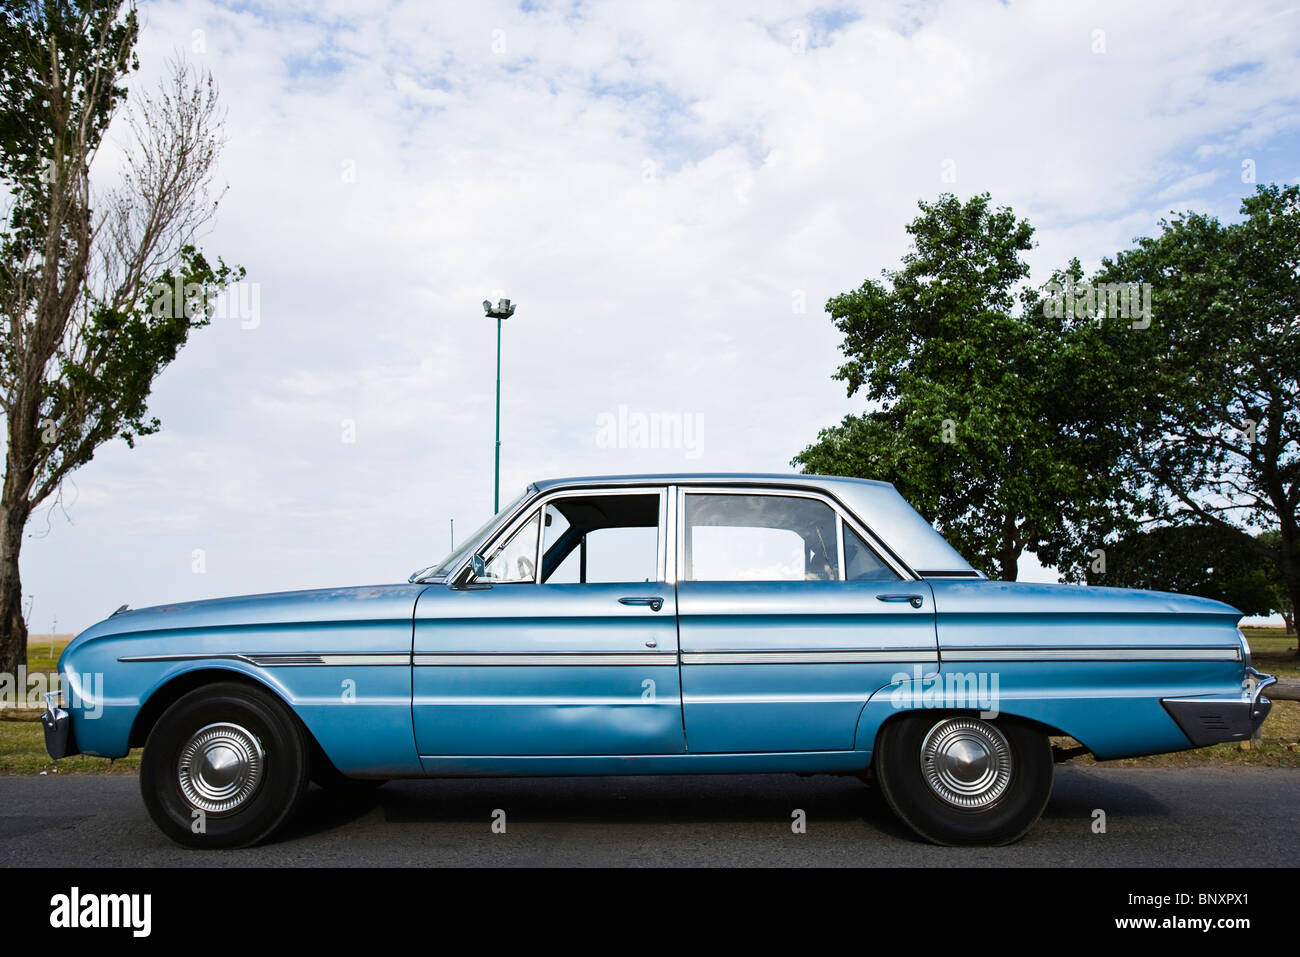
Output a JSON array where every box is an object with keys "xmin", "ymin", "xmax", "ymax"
[
  {"xmin": 412, "ymin": 583, "xmax": 685, "ymax": 756},
  {"xmin": 418, "ymin": 751, "xmax": 869, "ymax": 777},
  {"xmin": 853, "ymin": 580, "xmax": 1247, "ymax": 760},
  {"xmin": 58, "ymin": 585, "xmax": 425, "ymax": 776},
  {"xmin": 677, "ymin": 580, "xmax": 938, "ymax": 752}
]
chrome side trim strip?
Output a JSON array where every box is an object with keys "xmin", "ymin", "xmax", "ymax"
[
  {"xmin": 117, "ymin": 652, "xmax": 412, "ymax": 666},
  {"xmin": 942, "ymin": 646, "xmax": 1242, "ymax": 662},
  {"xmin": 120, "ymin": 646, "xmax": 1234, "ymax": 668},
  {"xmin": 414, "ymin": 653, "xmax": 677, "ymax": 667},
  {"xmin": 681, "ymin": 649, "xmax": 939, "ymax": 665},
  {"xmin": 270, "ymin": 654, "xmax": 410, "ymax": 666},
  {"xmin": 119, "ymin": 653, "xmax": 241, "ymax": 663},
  {"xmin": 414, "ymin": 696, "xmax": 681, "ymax": 705},
  {"xmin": 684, "ymin": 693, "xmax": 871, "ymax": 704}
]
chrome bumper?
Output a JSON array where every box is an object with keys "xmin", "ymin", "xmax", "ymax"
[
  {"xmin": 1161, "ymin": 669, "xmax": 1276, "ymax": 748},
  {"xmin": 40, "ymin": 692, "xmax": 77, "ymax": 759}
]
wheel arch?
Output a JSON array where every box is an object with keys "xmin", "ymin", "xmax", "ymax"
[
  {"xmin": 128, "ymin": 667, "xmax": 316, "ymax": 751},
  {"xmin": 856, "ymin": 684, "xmax": 1077, "ymax": 760},
  {"xmin": 867, "ymin": 706, "xmax": 1068, "ymax": 754}
]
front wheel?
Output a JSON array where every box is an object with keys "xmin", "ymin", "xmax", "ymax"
[
  {"xmin": 874, "ymin": 713, "xmax": 1053, "ymax": 846},
  {"xmin": 140, "ymin": 681, "xmax": 311, "ymax": 848}
]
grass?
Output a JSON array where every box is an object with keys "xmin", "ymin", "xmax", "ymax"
[
  {"xmin": 0, "ymin": 720, "xmax": 140, "ymax": 776},
  {"xmin": 1239, "ymin": 626, "xmax": 1300, "ymax": 673},
  {"xmin": 23, "ymin": 634, "xmax": 73, "ymax": 674},
  {"xmin": 1, "ymin": 635, "xmax": 141, "ymax": 775},
  {"xmin": 4, "ymin": 631, "xmax": 1298, "ymax": 775}
]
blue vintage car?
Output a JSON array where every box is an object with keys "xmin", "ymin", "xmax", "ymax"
[{"xmin": 44, "ymin": 473, "xmax": 1276, "ymax": 847}]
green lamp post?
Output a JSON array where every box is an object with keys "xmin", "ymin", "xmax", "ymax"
[{"xmin": 483, "ymin": 297, "xmax": 516, "ymax": 512}]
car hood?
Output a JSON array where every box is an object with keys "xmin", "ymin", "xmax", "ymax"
[{"xmin": 67, "ymin": 583, "xmax": 430, "ymax": 649}]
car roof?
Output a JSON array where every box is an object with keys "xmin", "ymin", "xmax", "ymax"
[{"xmin": 531, "ymin": 472, "xmax": 895, "ymax": 492}]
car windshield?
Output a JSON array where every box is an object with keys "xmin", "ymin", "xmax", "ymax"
[{"xmin": 409, "ymin": 489, "xmax": 531, "ymax": 582}]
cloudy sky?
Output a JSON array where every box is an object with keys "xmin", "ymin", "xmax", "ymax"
[{"xmin": 21, "ymin": 0, "xmax": 1300, "ymax": 633}]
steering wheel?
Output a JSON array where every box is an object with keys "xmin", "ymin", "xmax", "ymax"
[{"xmin": 517, "ymin": 556, "xmax": 535, "ymax": 581}]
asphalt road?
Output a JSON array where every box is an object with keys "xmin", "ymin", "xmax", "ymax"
[{"xmin": 1, "ymin": 765, "xmax": 1295, "ymax": 867}]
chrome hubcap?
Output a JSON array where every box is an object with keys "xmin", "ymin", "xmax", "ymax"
[
  {"xmin": 920, "ymin": 718, "xmax": 1012, "ymax": 809},
  {"xmin": 177, "ymin": 722, "xmax": 265, "ymax": 815}
]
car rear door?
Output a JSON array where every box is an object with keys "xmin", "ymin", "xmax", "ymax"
[{"xmin": 676, "ymin": 486, "xmax": 938, "ymax": 753}]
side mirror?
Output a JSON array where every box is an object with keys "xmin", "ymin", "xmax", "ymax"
[{"xmin": 471, "ymin": 554, "xmax": 487, "ymax": 579}]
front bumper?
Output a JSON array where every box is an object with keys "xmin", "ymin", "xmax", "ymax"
[
  {"xmin": 40, "ymin": 693, "xmax": 78, "ymax": 759},
  {"xmin": 1161, "ymin": 669, "xmax": 1276, "ymax": 748}
]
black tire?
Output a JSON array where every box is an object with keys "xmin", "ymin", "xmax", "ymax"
[
  {"xmin": 874, "ymin": 712, "xmax": 1053, "ymax": 846},
  {"xmin": 140, "ymin": 681, "xmax": 310, "ymax": 849}
]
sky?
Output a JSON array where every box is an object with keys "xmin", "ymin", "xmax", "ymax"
[{"xmin": 18, "ymin": 0, "xmax": 1300, "ymax": 633}]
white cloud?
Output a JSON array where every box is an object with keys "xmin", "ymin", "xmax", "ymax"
[{"xmin": 18, "ymin": 0, "xmax": 1300, "ymax": 630}]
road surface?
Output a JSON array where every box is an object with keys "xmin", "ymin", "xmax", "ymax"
[{"xmin": 1, "ymin": 765, "xmax": 1294, "ymax": 866}]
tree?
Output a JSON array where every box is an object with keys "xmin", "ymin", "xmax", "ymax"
[
  {"xmin": 1255, "ymin": 532, "xmax": 1295, "ymax": 634},
  {"xmin": 1094, "ymin": 184, "xmax": 1299, "ymax": 653},
  {"xmin": 0, "ymin": 1, "xmax": 240, "ymax": 677},
  {"xmin": 793, "ymin": 193, "xmax": 1141, "ymax": 579},
  {"xmin": 1090, "ymin": 523, "xmax": 1277, "ymax": 616}
]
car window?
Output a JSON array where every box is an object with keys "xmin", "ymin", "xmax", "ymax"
[
  {"xmin": 541, "ymin": 494, "xmax": 661, "ymax": 584},
  {"xmin": 483, "ymin": 511, "xmax": 540, "ymax": 582},
  {"xmin": 683, "ymin": 493, "xmax": 840, "ymax": 582},
  {"xmin": 411, "ymin": 488, "xmax": 530, "ymax": 581},
  {"xmin": 584, "ymin": 526, "xmax": 658, "ymax": 583},
  {"xmin": 844, "ymin": 524, "xmax": 900, "ymax": 581}
]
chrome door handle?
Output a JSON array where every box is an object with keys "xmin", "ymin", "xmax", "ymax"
[
  {"xmin": 619, "ymin": 596, "xmax": 664, "ymax": 612},
  {"xmin": 877, "ymin": 594, "xmax": 924, "ymax": 609}
]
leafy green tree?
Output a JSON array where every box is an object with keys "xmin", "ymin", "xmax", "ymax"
[
  {"xmin": 1090, "ymin": 524, "xmax": 1276, "ymax": 615},
  {"xmin": 1094, "ymin": 184, "xmax": 1299, "ymax": 652},
  {"xmin": 794, "ymin": 193, "xmax": 1141, "ymax": 579},
  {"xmin": 0, "ymin": 1, "xmax": 239, "ymax": 676},
  {"xmin": 1256, "ymin": 531, "xmax": 1294, "ymax": 633}
]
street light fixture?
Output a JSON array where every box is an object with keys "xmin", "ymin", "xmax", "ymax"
[{"xmin": 483, "ymin": 297, "xmax": 516, "ymax": 513}]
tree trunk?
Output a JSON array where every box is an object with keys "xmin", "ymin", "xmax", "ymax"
[
  {"xmin": 997, "ymin": 548, "xmax": 1019, "ymax": 581},
  {"xmin": 0, "ymin": 380, "xmax": 38, "ymax": 680},
  {"xmin": 1278, "ymin": 523, "xmax": 1300, "ymax": 657},
  {"xmin": 1266, "ymin": 678, "xmax": 1300, "ymax": 701},
  {"xmin": 0, "ymin": 502, "xmax": 28, "ymax": 680},
  {"xmin": 996, "ymin": 510, "xmax": 1019, "ymax": 581}
]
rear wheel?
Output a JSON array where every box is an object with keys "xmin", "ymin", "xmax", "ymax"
[
  {"xmin": 140, "ymin": 681, "xmax": 310, "ymax": 848},
  {"xmin": 874, "ymin": 713, "xmax": 1053, "ymax": 846}
]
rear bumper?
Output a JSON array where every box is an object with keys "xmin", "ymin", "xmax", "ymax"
[
  {"xmin": 40, "ymin": 693, "xmax": 78, "ymax": 759},
  {"xmin": 1161, "ymin": 669, "xmax": 1276, "ymax": 748}
]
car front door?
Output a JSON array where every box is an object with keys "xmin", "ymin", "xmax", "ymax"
[
  {"xmin": 412, "ymin": 486, "xmax": 685, "ymax": 756},
  {"xmin": 676, "ymin": 487, "xmax": 938, "ymax": 753}
]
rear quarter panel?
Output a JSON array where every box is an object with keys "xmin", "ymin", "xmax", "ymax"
[{"xmin": 855, "ymin": 580, "xmax": 1247, "ymax": 760}]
